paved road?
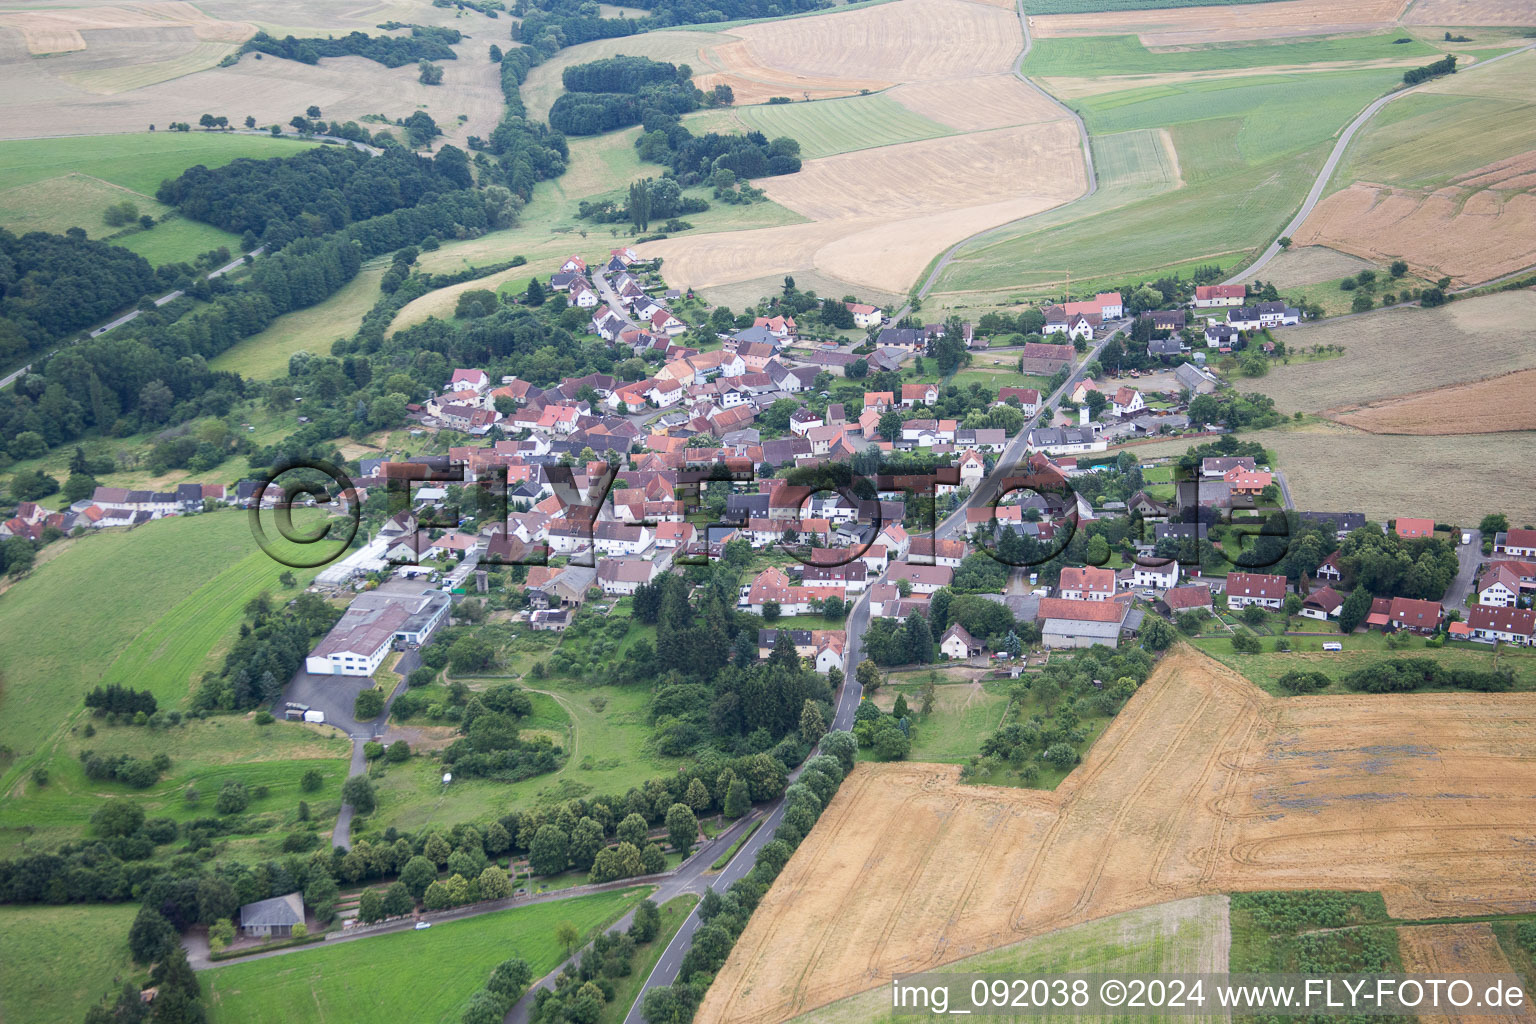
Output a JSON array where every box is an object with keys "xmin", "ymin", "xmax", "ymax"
[
  {"xmin": 1274, "ymin": 469, "xmax": 1295, "ymax": 511},
  {"xmin": 897, "ymin": 0, "xmax": 1097, "ymax": 318},
  {"xmin": 0, "ymin": 245, "xmax": 264, "ymax": 391},
  {"xmin": 1445, "ymin": 529, "xmax": 1484, "ymax": 609},
  {"xmin": 1221, "ymin": 43, "xmax": 1536, "ymax": 287}
]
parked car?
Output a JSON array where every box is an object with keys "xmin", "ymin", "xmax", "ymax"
[{"xmin": 415, "ymin": 921, "xmax": 431, "ymax": 930}]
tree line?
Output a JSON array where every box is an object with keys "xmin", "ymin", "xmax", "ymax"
[{"xmin": 240, "ymin": 27, "xmax": 462, "ymax": 68}]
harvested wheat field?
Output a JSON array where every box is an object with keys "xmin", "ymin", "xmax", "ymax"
[
  {"xmin": 1028, "ymin": 0, "xmax": 1408, "ymax": 46},
  {"xmin": 644, "ymin": 118, "xmax": 1086, "ymax": 294},
  {"xmin": 1404, "ymin": 0, "xmax": 1536, "ymax": 24},
  {"xmin": 1327, "ymin": 368, "xmax": 1536, "ymax": 434},
  {"xmin": 693, "ymin": 0, "xmax": 1024, "ymax": 102},
  {"xmin": 0, "ymin": 44, "xmax": 504, "ymax": 147},
  {"xmin": 1250, "ymin": 422, "xmax": 1536, "ymax": 523},
  {"xmin": 1255, "ymin": 243, "xmax": 1375, "ymax": 287},
  {"xmin": 887, "ymin": 74, "xmax": 1070, "ymax": 131},
  {"xmin": 1254, "ymin": 290, "xmax": 1536, "ymax": 413},
  {"xmin": 1399, "ymin": 925, "xmax": 1527, "ymax": 1024},
  {"xmin": 695, "ymin": 646, "xmax": 1536, "ymax": 1024},
  {"xmin": 0, "ymin": 1, "xmax": 250, "ymax": 55}
]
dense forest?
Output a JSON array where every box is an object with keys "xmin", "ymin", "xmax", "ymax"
[
  {"xmin": 550, "ymin": 56, "xmax": 729, "ymax": 137},
  {"xmin": 240, "ymin": 27, "xmax": 462, "ymax": 68},
  {"xmin": 155, "ymin": 146, "xmax": 474, "ymax": 245},
  {"xmin": 0, "ymin": 229, "xmax": 157, "ymax": 360}
]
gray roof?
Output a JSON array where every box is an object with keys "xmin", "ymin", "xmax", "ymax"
[
  {"xmin": 1174, "ymin": 363, "xmax": 1216, "ymax": 390},
  {"xmin": 730, "ymin": 326, "xmax": 778, "ymax": 346},
  {"xmin": 1042, "ymin": 618, "xmax": 1122, "ymax": 639},
  {"xmin": 240, "ymin": 892, "xmax": 304, "ymax": 928}
]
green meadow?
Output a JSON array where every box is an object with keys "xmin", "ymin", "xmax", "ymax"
[
  {"xmin": 204, "ymin": 888, "xmax": 647, "ymax": 1024},
  {"xmin": 735, "ymin": 93, "xmax": 954, "ymax": 159},
  {"xmin": 0, "ymin": 904, "xmax": 141, "ymax": 1024}
]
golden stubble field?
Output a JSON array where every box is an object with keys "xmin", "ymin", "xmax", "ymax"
[
  {"xmin": 640, "ymin": 0, "xmax": 1088, "ymax": 296},
  {"xmin": 0, "ymin": 0, "xmax": 504, "ymax": 147},
  {"xmin": 1252, "ymin": 289, "xmax": 1536, "ymax": 414},
  {"xmin": 1028, "ymin": 0, "xmax": 1408, "ymax": 45},
  {"xmin": 1328, "ymin": 367, "xmax": 1536, "ymax": 435},
  {"xmin": 697, "ymin": 647, "xmax": 1536, "ymax": 1024}
]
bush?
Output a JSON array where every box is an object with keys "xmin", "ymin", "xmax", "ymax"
[
  {"xmin": 386, "ymin": 740, "xmax": 411, "ymax": 762},
  {"xmin": 363, "ymin": 740, "xmax": 384, "ymax": 760},
  {"xmin": 354, "ymin": 687, "xmax": 386, "ymax": 720},
  {"xmin": 253, "ymin": 709, "xmax": 274, "ymax": 725},
  {"xmin": 215, "ymin": 780, "xmax": 250, "ymax": 814},
  {"xmin": 301, "ymin": 768, "xmax": 323, "ymax": 792}
]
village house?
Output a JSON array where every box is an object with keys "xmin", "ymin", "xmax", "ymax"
[
  {"xmin": 1476, "ymin": 566, "xmax": 1522, "ymax": 607},
  {"xmin": 1110, "ymin": 387, "xmax": 1144, "ymax": 417},
  {"xmin": 900, "ymin": 382, "xmax": 939, "ymax": 408},
  {"xmin": 592, "ymin": 521, "xmax": 651, "ymax": 556},
  {"xmin": 596, "ymin": 557, "xmax": 655, "ymax": 596},
  {"xmin": 997, "ymin": 386, "xmax": 1041, "ymax": 414},
  {"xmin": 1025, "ymin": 426, "xmax": 1107, "ymax": 456},
  {"xmin": 1301, "ymin": 586, "xmax": 1344, "ymax": 620},
  {"xmin": 940, "ymin": 622, "xmax": 984, "ymax": 660},
  {"xmin": 238, "ymin": 893, "xmax": 305, "ymax": 938},
  {"xmin": 1256, "ymin": 300, "xmax": 1301, "ymax": 327},
  {"xmin": 1193, "ymin": 284, "xmax": 1245, "ymax": 308},
  {"xmin": 1386, "ymin": 596, "xmax": 1444, "ymax": 633},
  {"xmin": 886, "ymin": 561, "xmax": 953, "ymax": 595},
  {"xmin": 845, "ymin": 302, "xmax": 884, "ymax": 329},
  {"xmin": 1224, "ymin": 571, "xmax": 1287, "ymax": 610},
  {"xmin": 1314, "ymin": 550, "xmax": 1343, "ymax": 583},
  {"xmin": 1201, "ymin": 457, "xmax": 1255, "ymax": 478},
  {"xmin": 1148, "ymin": 309, "xmax": 1186, "ymax": 333},
  {"xmin": 1205, "ymin": 323, "xmax": 1238, "ymax": 349},
  {"xmin": 1468, "ymin": 606, "xmax": 1536, "ymax": 645},
  {"xmin": 1394, "ymin": 517, "xmax": 1436, "ymax": 540},
  {"xmin": 1059, "ymin": 565, "xmax": 1116, "ymax": 601},
  {"xmin": 1301, "ymin": 511, "xmax": 1367, "ymax": 541},
  {"xmin": 1126, "ymin": 558, "xmax": 1178, "ymax": 590},
  {"xmin": 1495, "ymin": 529, "xmax": 1536, "ymax": 558},
  {"xmin": 1175, "ymin": 362, "xmax": 1220, "ymax": 395}
]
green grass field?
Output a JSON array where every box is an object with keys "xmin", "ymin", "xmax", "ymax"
[
  {"xmin": 734, "ymin": 93, "xmax": 954, "ymax": 160},
  {"xmin": 210, "ymin": 264, "xmax": 388, "ymax": 378},
  {"xmin": 790, "ymin": 894, "xmax": 1230, "ymax": 1023},
  {"xmin": 1324, "ymin": 51, "xmax": 1536, "ymax": 192},
  {"xmin": 0, "ymin": 512, "xmax": 323, "ymax": 783},
  {"xmin": 204, "ymin": 888, "xmax": 647, "ymax": 1024},
  {"xmin": 368, "ymin": 679, "xmax": 686, "ymax": 836},
  {"xmin": 0, "ymin": 904, "xmax": 141, "ymax": 1024},
  {"xmin": 870, "ymin": 679, "xmax": 1011, "ymax": 762},
  {"xmin": 1024, "ymin": 32, "xmax": 1437, "ymax": 79},
  {"xmin": 1192, "ymin": 632, "xmax": 1536, "ymax": 696},
  {"xmin": 935, "ymin": 67, "xmax": 1403, "ymax": 298},
  {"xmin": 0, "ymin": 133, "xmax": 317, "ymax": 265}
]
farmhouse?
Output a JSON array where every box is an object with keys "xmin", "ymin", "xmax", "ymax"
[
  {"xmin": 1468, "ymin": 606, "xmax": 1536, "ymax": 646},
  {"xmin": 1159, "ymin": 584, "xmax": 1213, "ymax": 615},
  {"xmin": 939, "ymin": 623, "xmax": 983, "ymax": 660},
  {"xmin": 1018, "ymin": 342, "xmax": 1073, "ymax": 376},
  {"xmin": 900, "ymin": 383, "xmax": 938, "ymax": 408},
  {"xmin": 1147, "ymin": 309, "xmax": 1186, "ymax": 333},
  {"xmin": 305, "ymin": 586, "xmax": 451, "ymax": 676},
  {"xmin": 997, "ymin": 387, "xmax": 1041, "ymax": 414},
  {"xmin": 1038, "ymin": 597, "xmax": 1133, "ymax": 649},
  {"xmin": 238, "ymin": 893, "xmax": 305, "ymax": 938},
  {"xmin": 1194, "ymin": 284, "xmax": 1245, "ymax": 308},
  {"xmin": 1224, "ymin": 572, "xmax": 1287, "ymax": 610}
]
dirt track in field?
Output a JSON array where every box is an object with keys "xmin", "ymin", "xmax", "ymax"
[
  {"xmin": 1028, "ymin": 0, "xmax": 1408, "ymax": 45},
  {"xmin": 696, "ymin": 647, "xmax": 1536, "ymax": 1024}
]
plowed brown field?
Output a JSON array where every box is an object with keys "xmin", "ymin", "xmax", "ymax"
[
  {"xmin": 696, "ymin": 647, "xmax": 1536, "ymax": 1024},
  {"xmin": 1028, "ymin": 0, "xmax": 1408, "ymax": 45},
  {"xmin": 1294, "ymin": 160, "xmax": 1536, "ymax": 286},
  {"xmin": 1327, "ymin": 367, "xmax": 1536, "ymax": 434}
]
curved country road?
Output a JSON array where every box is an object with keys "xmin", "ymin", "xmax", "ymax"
[
  {"xmin": 1222, "ymin": 42, "xmax": 1536, "ymax": 287},
  {"xmin": 898, "ymin": 0, "xmax": 1097, "ymax": 318}
]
